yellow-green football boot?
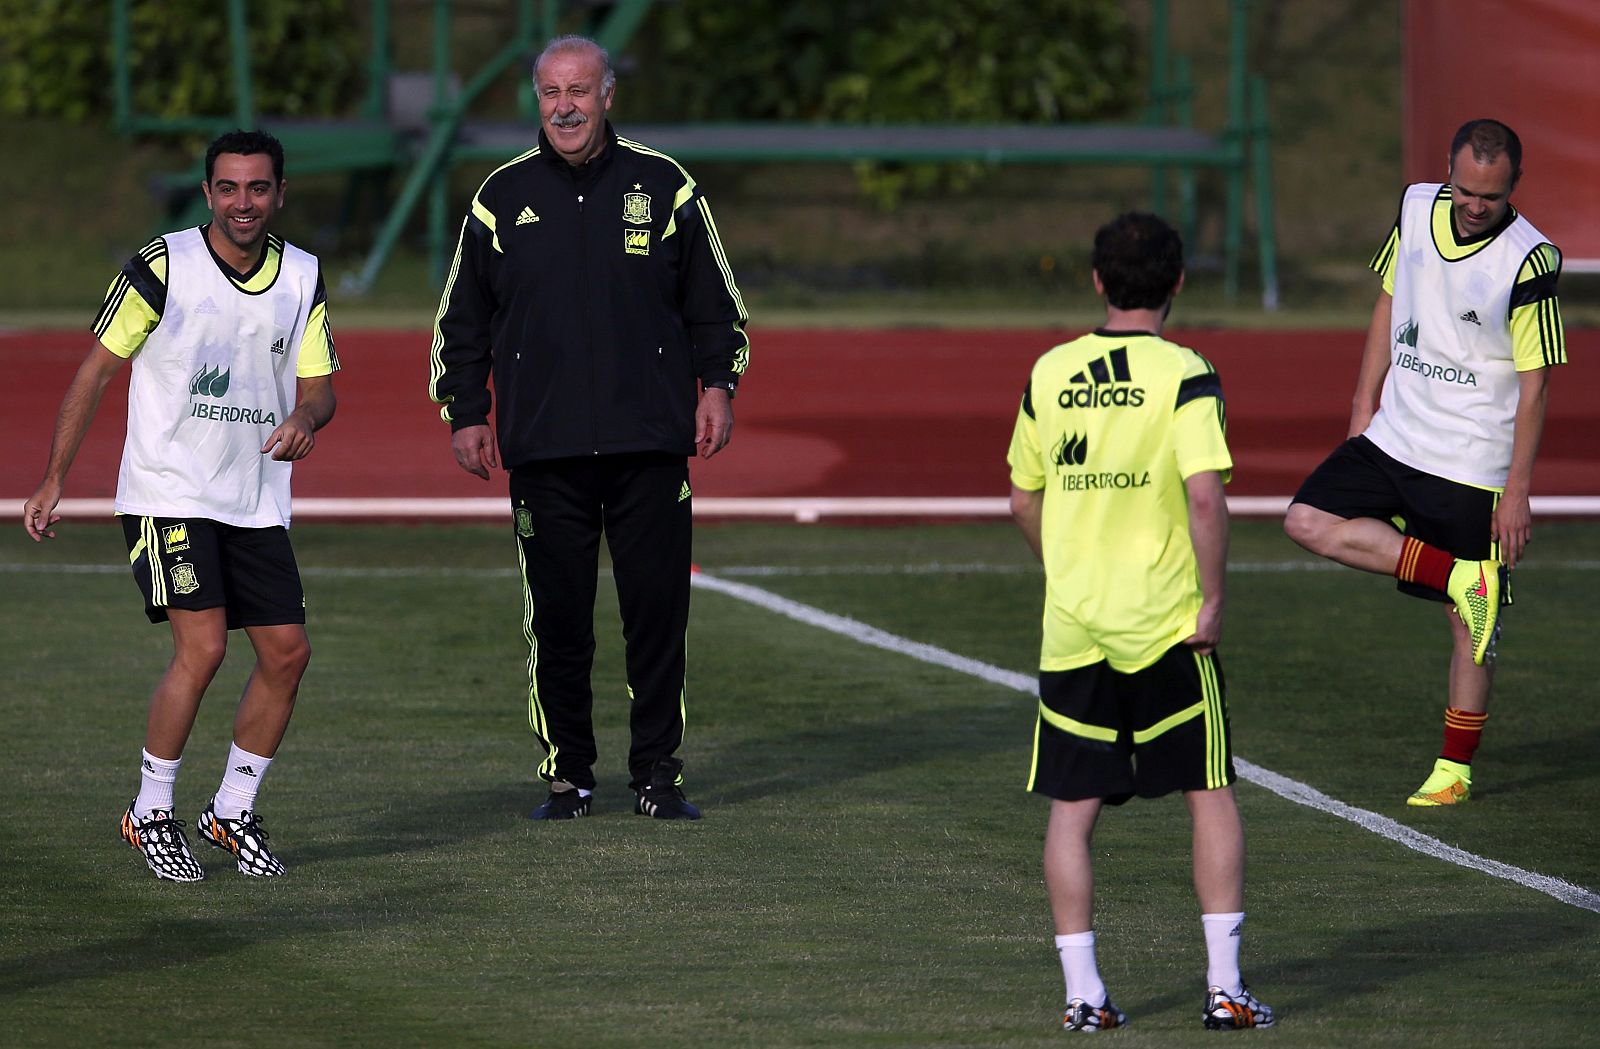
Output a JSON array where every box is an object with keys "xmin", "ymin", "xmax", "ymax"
[
  {"xmin": 1446, "ymin": 559, "xmax": 1505, "ymax": 665},
  {"xmin": 1407, "ymin": 757, "xmax": 1471, "ymax": 807}
]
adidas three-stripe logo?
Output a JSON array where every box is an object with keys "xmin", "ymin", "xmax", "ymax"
[
  {"xmin": 1060, "ymin": 347, "xmax": 1146, "ymax": 409},
  {"xmin": 516, "ymin": 207, "xmax": 539, "ymax": 226},
  {"xmin": 1069, "ymin": 347, "xmax": 1132, "ymax": 385}
]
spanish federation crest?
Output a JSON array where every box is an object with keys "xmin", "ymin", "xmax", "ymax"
[
  {"xmin": 170, "ymin": 562, "xmax": 200, "ymax": 595},
  {"xmin": 622, "ymin": 191, "xmax": 652, "ymax": 225},
  {"xmin": 515, "ymin": 507, "xmax": 535, "ymax": 538}
]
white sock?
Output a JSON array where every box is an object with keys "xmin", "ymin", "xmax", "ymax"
[
  {"xmin": 1202, "ymin": 912, "xmax": 1245, "ymax": 995},
  {"xmin": 133, "ymin": 749, "xmax": 181, "ymax": 818},
  {"xmin": 212, "ymin": 743, "xmax": 274, "ymax": 819},
  {"xmin": 1055, "ymin": 931, "xmax": 1107, "ymax": 1007}
]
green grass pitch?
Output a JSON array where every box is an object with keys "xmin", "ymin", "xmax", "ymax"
[{"xmin": 2, "ymin": 520, "xmax": 1597, "ymax": 1047}]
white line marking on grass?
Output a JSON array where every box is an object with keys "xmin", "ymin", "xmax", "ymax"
[
  {"xmin": 690, "ymin": 570, "xmax": 1600, "ymax": 915},
  {"xmin": 1238, "ymin": 761, "xmax": 1600, "ymax": 912},
  {"xmin": 693, "ymin": 571, "xmax": 1038, "ymax": 693}
]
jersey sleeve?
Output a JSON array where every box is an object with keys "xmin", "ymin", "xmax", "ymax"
[
  {"xmin": 1368, "ymin": 188, "xmax": 1406, "ymax": 295},
  {"xmin": 91, "ymin": 237, "xmax": 167, "ymax": 358},
  {"xmin": 1006, "ymin": 379, "xmax": 1047, "ymax": 491},
  {"xmin": 429, "ymin": 183, "xmax": 502, "ymax": 431},
  {"xmin": 295, "ymin": 266, "xmax": 341, "ymax": 378},
  {"xmin": 1172, "ymin": 359, "xmax": 1232, "ymax": 483},
  {"xmin": 676, "ymin": 186, "xmax": 751, "ymax": 387},
  {"xmin": 1508, "ymin": 242, "xmax": 1565, "ymax": 371}
]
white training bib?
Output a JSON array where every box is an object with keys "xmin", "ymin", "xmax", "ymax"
[
  {"xmin": 115, "ymin": 227, "xmax": 317, "ymax": 527},
  {"xmin": 1365, "ymin": 183, "xmax": 1549, "ymax": 488}
]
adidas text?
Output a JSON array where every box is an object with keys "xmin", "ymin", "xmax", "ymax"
[{"xmin": 1058, "ymin": 385, "xmax": 1146, "ymax": 409}]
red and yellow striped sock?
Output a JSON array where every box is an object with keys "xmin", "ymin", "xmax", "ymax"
[
  {"xmin": 1395, "ymin": 536, "xmax": 1454, "ymax": 592},
  {"xmin": 1440, "ymin": 707, "xmax": 1488, "ymax": 765}
]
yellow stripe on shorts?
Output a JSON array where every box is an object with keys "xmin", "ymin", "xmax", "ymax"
[
  {"xmin": 1196, "ymin": 651, "xmax": 1229, "ymax": 789},
  {"xmin": 140, "ymin": 516, "xmax": 168, "ymax": 606},
  {"xmin": 1036, "ymin": 700, "xmax": 1118, "ymax": 743}
]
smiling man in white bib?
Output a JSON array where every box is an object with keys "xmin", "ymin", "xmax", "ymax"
[
  {"xmin": 23, "ymin": 129, "xmax": 340, "ymax": 881},
  {"xmin": 1285, "ymin": 119, "xmax": 1566, "ymax": 807}
]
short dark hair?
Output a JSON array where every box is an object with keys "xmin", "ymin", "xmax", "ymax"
[
  {"xmin": 1449, "ymin": 119, "xmax": 1521, "ymax": 181},
  {"xmin": 205, "ymin": 129, "xmax": 285, "ymax": 184},
  {"xmin": 1091, "ymin": 212, "xmax": 1184, "ymax": 310}
]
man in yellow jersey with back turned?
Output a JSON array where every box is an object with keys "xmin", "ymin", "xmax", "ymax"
[{"xmin": 1008, "ymin": 212, "xmax": 1272, "ymax": 1032}]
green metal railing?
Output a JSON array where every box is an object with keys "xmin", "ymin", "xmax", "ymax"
[{"xmin": 111, "ymin": 0, "xmax": 1278, "ymax": 307}]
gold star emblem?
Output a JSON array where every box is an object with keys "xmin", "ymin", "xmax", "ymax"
[{"xmin": 634, "ymin": 183, "xmax": 642, "ymax": 190}]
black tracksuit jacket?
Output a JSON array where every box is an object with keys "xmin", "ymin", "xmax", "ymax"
[{"xmin": 429, "ymin": 123, "xmax": 750, "ymax": 467}]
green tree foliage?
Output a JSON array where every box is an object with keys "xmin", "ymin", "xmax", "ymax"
[
  {"xmin": 0, "ymin": 0, "xmax": 362, "ymax": 123},
  {"xmin": 648, "ymin": 0, "xmax": 1139, "ymax": 204}
]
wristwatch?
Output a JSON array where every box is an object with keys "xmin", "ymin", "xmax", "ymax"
[{"xmin": 703, "ymin": 379, "xmax": 737, "ymax": 398}]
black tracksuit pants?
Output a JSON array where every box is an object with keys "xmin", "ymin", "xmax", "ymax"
[{"xmin": 508, "ymin": 452, "xmax": 692, "ymax": 791}]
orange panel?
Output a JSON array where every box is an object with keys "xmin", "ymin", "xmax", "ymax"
[{"xmin": 1405, "ymin": 0, "xmax": 1600, "ymax": 264}]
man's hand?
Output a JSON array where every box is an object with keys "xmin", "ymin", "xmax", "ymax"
[
  {"xmin": 1183, "ymin": 599, "xmax": 1224, "ymax": 655},
  {"xmin": 452, "ymin": 424, "xmax": 499, "ymax": 480},
  {"xmin": 22, "ymin": 479, "xmax": 63, "ymax": 541},
  {"xmin": 1492, "ymin": 491, "xmax": 1532, "ymax": 568},
  {"xmin": 261, "ymin": 413, "xmax": 316, "ymax": 461},
  {"xmin": 695, "ymin": 386, "xmax": 733, "ymax": 460},
  {"xmin": 263, "ymin": 373, "xmax": 336, "ymax": 461}
]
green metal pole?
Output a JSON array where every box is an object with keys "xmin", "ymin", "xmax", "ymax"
[
  {"xmin": 355, "ymin": 22, "xmax": 541, "ymax": 293},
  {"xmin": 1148, "ymin": 0, "xmax": 1171, "ymax": 219},
  {"xmin": 1250, "ymin": 74, "xmax": 1280, "ymax": 311},
  {"xmin": 592, "ymin": 0, "xmax": 654, "ymax": 54},
  {"xmin": 227, "ymin": 0, "xmax": 255, "ymax": 127},
  {"xmin": 428, "ymin": 0, "xmax": 454, "ymax": 284},
  {"xmin": 430, "ymin": 167, "xmax": 450, "ymax": 287},
  {"xmin": 433, "ymin": 0, "xmax": 453, "ymax": 112},
  {"xmin": 112, "ymin": 0, "xmax": 133, "ymax": 133},
  {"xmin": 365, "ymin": 0, "xmax": 391, "ymax": 120},
  {"xmin": 1222, "ymin": 0, "xmax": 1249, "ymax": 301},
  {"xmin": 519, "ymin": 0, "xmax": 538, "ymax": 119},
  {"xmin": 1175, "ymin": 56, "xmax": 1200, "ymax": 252},
  {"xmin": 542, "ymin": 0, "xmax": 560, "ymax": 45}
]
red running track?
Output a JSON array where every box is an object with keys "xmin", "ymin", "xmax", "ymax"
[{"xmin": 3, "ymin": 328, "xmax": 1596, "ymax": 504}]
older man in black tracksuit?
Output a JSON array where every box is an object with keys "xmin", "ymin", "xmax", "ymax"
[{"xmin": 429, "ymin": 35, "xmax": 749, "ymax": 821}]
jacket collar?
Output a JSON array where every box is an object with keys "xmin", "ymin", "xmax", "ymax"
[{"xmin": 537, "ymin": 120, "xmax": 618, "ymax": 173}]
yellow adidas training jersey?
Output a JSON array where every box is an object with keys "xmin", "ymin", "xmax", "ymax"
[
  {"xmin": 1008, "ymin": 329, "xmax": 1232, "ymax": 673},
  {"xmin": 92, "ymin": 228, "xmax": 339, "ymax": 377}
]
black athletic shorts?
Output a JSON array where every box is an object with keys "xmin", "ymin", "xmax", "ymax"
[
  {"xmin": 120, "ymin": 515, "xmax": 305, "ymax": 628},
  {"xmin": 1028, "ymin": 644, "xmax": 1235, "ymax": 804},
  {"xmin": 1292, "ymin": 435, "xmax": 1498, "ymax": 601}
]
